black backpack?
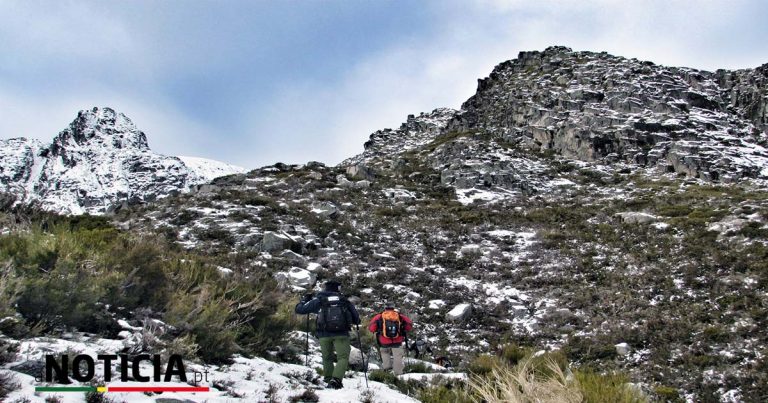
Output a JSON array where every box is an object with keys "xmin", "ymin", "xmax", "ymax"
[{"xmin": 317, "ymin": 294, "xmax": 350, "ymax": 332}]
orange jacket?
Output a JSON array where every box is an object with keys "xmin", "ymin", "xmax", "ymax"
[{"xmin": 368, "ymin": 309, "xmax": 413, "ymax": 346}]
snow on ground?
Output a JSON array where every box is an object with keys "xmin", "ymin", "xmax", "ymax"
[
  {"xmin": 482, "ymin": 283, "xmax": 530, "ymax": 305},
  {"xmin": 178, "ymin": 156, "xmax": 246, "ymax": 182},
  {"xmin": 455, "ymin": 187, "xmax": 514, "ymax": 205},
  {"xmin": 398, "ymin": 372, "xmax": 467, "ymax": 382},
  {"xmin": 2, "ymin": 334, "xmax": 425, "ymax": 403}
]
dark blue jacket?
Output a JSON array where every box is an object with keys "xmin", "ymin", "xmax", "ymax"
[{"xmin": 295, "ymin": 291, "xmax": 361, "ymax": 338}]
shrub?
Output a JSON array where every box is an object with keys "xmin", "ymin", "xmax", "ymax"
[
  {"xmin": 499, "ymin": 343, "xmax": 531, "ymax": 365},
  {"xmin": 288, "ymin": 389, "xmax": 319, "ymax": 402},
  {"xmin": 739, "ymin": 221, "xmax": 768, "ymax": 238},
  {"xmin": 467, "ymin": 354, "xmax": 503, "ymax": 376},
  {"xmin": 654, "ymin": 385, "xmax": 683, "ymax": 402},
  {"xmin": 368, "ymin": 369, "xmax": 398, "ymax": 385},
  {"xmin": 0, "ymin": 370, "xmax": 20, "ymax": 400},
  {"xmin": 84, "ymin": 391, "xmax": 119, "ymax": 403},
  {"xmin": 164, "ymin": 287, "xmax": 240, "ymax": 363},
  {"xmin": 15, "ymin": 268, "xmax": 121, "ymax": 335},
  {"xmin": 1, "ymin": 214, "xmax": 290, "ymax": 364},
  {"xmin": 418, "ymin": 382, "xmax": 474, "ymax": 403},
  {"xmin": 170, "ymin": 209, "xmax": 200, "ymax": 225},
  {"xmin": 0, "ymin": 338, "xmax": 19, "ymax": 365},
  {"xmin": 574, "ymin": 369, "xmax": 647, "ymax": 403},
  {"xmin": 404, "ymin": 361, "xmax": 433, "ymax": 374},
  {"xmin": 162, "ymin": 334, "xmax": 200, "ymax": 364}
]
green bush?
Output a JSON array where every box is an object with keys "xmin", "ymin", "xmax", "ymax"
[
  {"xmin": 654, "ymin": 385, "xmax": 683, "ymax": 402},
  {"xmin": 574, "ymin": 369, "xmax": 647, "ymax": 403},
  {"xmin": 368, "ymin": 369, "xmax": 398, "ymax": 384},
  {"xmin": 499, "ymin": 343, "xmax": 531, "ymax": 366},
  {"xmin": 0, "ymin": 214, "xmax": 290, "ymax": 364},
  {"xmin": 404, "ymin": 360, "xmax": 433, "ymax": 373},
  {"xmin": 467, "ymin": 354, "xmax": 503, "ymax": 376},
  {"xmin": 418, "ymin": 382, "xmax": 474, "ymax": 403},
  {"xmin": 739, "ymin": 221, "xmax": 768, "ymax": 238}
]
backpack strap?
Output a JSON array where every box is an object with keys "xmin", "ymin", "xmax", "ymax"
[{"xmin": 374, "ymin": 315, "xmax": 383, "ymax": 346}]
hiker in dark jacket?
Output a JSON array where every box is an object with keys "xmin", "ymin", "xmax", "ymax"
[{"xmin": 295, "ymin": 280, "xmax": 360, "ymax": 389}]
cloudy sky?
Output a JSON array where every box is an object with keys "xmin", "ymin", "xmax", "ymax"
[{"xmin": 1, "ymin": 0, "xmax": 766, "ymax": 169}]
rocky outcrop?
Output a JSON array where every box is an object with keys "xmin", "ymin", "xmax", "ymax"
[
  {"xmin": 448, "ymin": 46, "xmax": 768, "ymax": 182},
  {"xmin": 341, "ymin": 108, "xmax": 457, "ymax": 176},
  {"xmin": 717, "ymin": 63, "xmax": 768, "ymax": 134},
  {"xmin": 342, "ymin": 47, "xmax": 768, "ymax": 191},
  {"xmin": 261, "ymin": 231, "xmax": 298, "ymax": 253},
  {"xmin": 0, "ymin": 107, "xmax": 244, "ymax": 214}
]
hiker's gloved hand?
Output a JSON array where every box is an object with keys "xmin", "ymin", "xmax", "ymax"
[{"xmin": 300, "ymin": 293, "xmax": 313, "ymax": 303}]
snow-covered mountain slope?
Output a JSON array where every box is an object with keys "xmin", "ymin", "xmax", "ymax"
[
  {"xmin": 0, "ymin": 107, "xmax": 244, "ymax": 215},
  {"xmin": 178, "ymin": 156, "xmax": 246, "ymax": 182}
]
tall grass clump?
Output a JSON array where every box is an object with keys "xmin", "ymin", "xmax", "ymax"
[
  {"xmin": 468, "ymin": 356, "xmax": 582, "ymax": 403},
  {"xmin": 465, "ymin": 349, "xmax": 649, "ymax": 403}
]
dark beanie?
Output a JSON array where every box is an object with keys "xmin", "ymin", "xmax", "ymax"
[{"xmin": 324, "ymin": 280, "xmax": 341, "ymax": 292}]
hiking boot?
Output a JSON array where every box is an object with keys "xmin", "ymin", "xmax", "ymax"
[{"xmin": 327, "ymin": 377, "xmax": 343, "ymax": 389}]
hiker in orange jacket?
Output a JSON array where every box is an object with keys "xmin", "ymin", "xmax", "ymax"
[{"xmin": 368, "ymin": 303, "xmax": 413, "ymax": 375}]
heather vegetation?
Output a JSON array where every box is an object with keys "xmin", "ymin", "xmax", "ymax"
[
  {"xmin": 0, "ymin": 211, "xmax": 296, "ymax": 363},
  {"xmin": 87, "ymin": 158, "xmax": 766, "ymax": 400}
]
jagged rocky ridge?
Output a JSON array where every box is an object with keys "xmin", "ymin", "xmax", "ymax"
[
  {"xmin": 344, "ymin": 46, "xmax": 768, "ymax": 194},
  {"xmin": 0, "ymin": 107, "xmax": 244, "ymax": 215}
]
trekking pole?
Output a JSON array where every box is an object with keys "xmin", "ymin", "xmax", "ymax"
[
  {"xmin": 355, "ymin": 324, "xmax": 369, "ymax": 388},
  {"xmin": 404, "ymin": 332, "xmax": 409, "ymax": 359},
  {"xmin": 305, "ymin": 314, "xmax": 310, "ymax": 367}
]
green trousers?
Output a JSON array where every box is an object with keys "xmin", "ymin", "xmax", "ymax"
[{"xmin": 319, "ymin": 335, "xmax": 351, "ymax": 380}]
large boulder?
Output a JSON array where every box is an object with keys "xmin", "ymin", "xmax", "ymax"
[
  {"xmin": 274, "ymin": 268, "xmax": 315, "ymax": 290},
  {"xmin": 510, "ymin": 305, "xmax": 529, "ymax": 319},
  {"xmin": 311, "ymin": 202, "xmax": 339, "ymax": 218},
  {"xmin": 616, "ymin": 212, "xmax": 658, "ymax": 224},
  {"xmin": 615, "ymin": 342, "xmax": 631, "ymax": 356},
  {"xmin": 446, "ymin": 303, "xmax": 473, "ymax": 322},
  {"xmin": 280, "ymin": 250, "xmax": 308, "ymax": 266},
  {"xmin": 261, "ymin": 231, "xmax": 296, "ymax": 253},
  {"xmin": 287, "ymin": 267, "xmax": 316, "ymax": 288},
  {"xmin": 346, "ymin": 164, "xmax": 374, "ymax": 180}
]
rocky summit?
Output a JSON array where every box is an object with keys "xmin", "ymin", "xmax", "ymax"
[
  {"xmin": 345, "ymin": 46, "xmax": 768, "ymax": 197},
  {"xmin": 0, "ymin": 107, "xmax": 244, "ymax": 215},
  {"xmin": 1, "ymin": 48, "xmax": 768, "ymax": 402}
]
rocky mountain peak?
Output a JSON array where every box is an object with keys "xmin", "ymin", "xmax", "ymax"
[
  {"xmin": 0, "ymin": 107, "xmax": 243, "ymax": 214},
  {"xmin": 443, "ymin": 47, "xmax": 768, "ymax": 182},
  {"xmin": 51, "ymin": 107, "xmax": 149, "ymax": 155}
]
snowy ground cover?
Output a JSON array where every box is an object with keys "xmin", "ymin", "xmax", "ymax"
[{"xmin": 2, "ymin": 332, "xmax": 444, "ymax": 403}]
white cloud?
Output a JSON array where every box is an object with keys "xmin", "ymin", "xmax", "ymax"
[{"xmin": 0, "ymin": 1, "xmax": 139, "ymax": 66}]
